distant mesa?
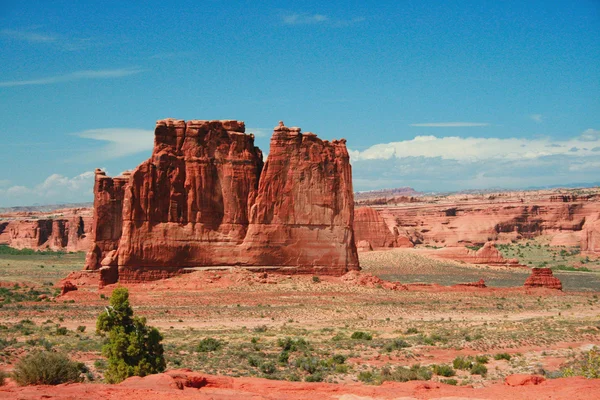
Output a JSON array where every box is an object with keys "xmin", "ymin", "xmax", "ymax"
[
  {"xmin": 0, "ymin": 208, "xmax": 92, "ymax": 252},
  {"xmin": 83, "ymin": 119, "xmax": 360, "ymax": 285}
]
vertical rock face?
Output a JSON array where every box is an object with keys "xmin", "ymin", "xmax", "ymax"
[
  {"xmin": 85, "ymin": 119, "xmax": 357, "ymax": 283},
  {"xmin": 242, "ymin": 122, "xmax": 359, "ymax": 275},
  {"xmin": 115, "ymin": 119, "xmax": 264, "ymax": 273},
  {"xmin": 86, "ymin": 119, "xmax": 359, "ymax": 283},
  {"xmin": 84, "ymin": 169, "xmax": 128, "ymax": 270},
  {"xmin": 354, "ymin": 206, "xmax": 413, "ymax": 250},
  {"xmin": 523, "ymin": 267, "xmax": 562, "ymax": 290},
  {"xmin": 581, "ymin": 216, "xmax": 600, "ymax": 255}
]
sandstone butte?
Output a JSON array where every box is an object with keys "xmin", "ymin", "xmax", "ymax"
[
  {"xmin": 0, "ymin": 209, "xmax": 92, "ymax": 252},
  {"xmin": 524, "ymin": 267, "xmax": 563, "ymax": 290},
  {"xmin": 84, "ymin": 119, "xmax": 360, "ymax": 284}
]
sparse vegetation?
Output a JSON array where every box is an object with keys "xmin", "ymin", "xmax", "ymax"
[
  {"xmin": 96, "ymin": 287, "xmax": 166, "ymax": 383},
  {"xmin": 197, "ymin": 337, "xmax": 223, "ymax": 352},
  {"xmin": 12, "ymin": 351, "xmax": 83, "ymax": 385},
  {"xmin": 350, "ymin": 331, "xmax": 372, "ymax": 340}
]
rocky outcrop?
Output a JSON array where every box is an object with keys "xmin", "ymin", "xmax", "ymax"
[
  {"xmin": 375, "ymin": 199, "xmax": 600, "ymax": 248},
  {"xmin": 84, "ymin": 169, "xmax": 130, "ymax": 271},
  {"xmin": 85, "ymin": 119, "xmax": 359, "ymax": 284},
  {"xmin": 241, "ymin": 122, "xmax": 359, "ymax": 275},
  {"xmin": 581, "ymin": 215, "xmax": 600, "ymax": 256},
  {"xmin": 524, "ymin": 268, "xmax": 562, "ymax": 290},
  {"xmin": 354, "ymin": 206, "xmax": 413, "ymax": 251},
  {"xmin": 453, "ymin": 279, "xmax": 487, "ymax": 288},
  {"xmin": 426, "ymin": 242, "xmax": 523, "ymax": 266},
  {"xmin": 0, "ymin": 209, "xmax": 91, "ymax": 252}
]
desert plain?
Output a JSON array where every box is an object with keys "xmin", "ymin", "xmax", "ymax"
[{"xmin": 0, "ymin": 188, "xmax": 599, "ymax": 399}]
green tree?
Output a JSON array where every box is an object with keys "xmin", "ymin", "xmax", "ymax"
[{"xmin": 96, "ymin": 287, "xmax": 166, "ymax": 383}]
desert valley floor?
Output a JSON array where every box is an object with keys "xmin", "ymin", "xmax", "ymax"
[{"xmin": 0, "ymin": 242, "xmax": 598, "ymax": 399}]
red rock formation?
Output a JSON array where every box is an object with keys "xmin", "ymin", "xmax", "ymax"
[
  {"xmin": 354, "ymin": 206, "xmax": 413, "ymax": 250},
  {"xmin": 86, "ymin": 119, "xmax": 359, "ymax": 284},
  {"xmin": 341, "ymin": 270, "xmax": 407, "ymax": 290},
  {"xmin": 524, "ymin": 268, "xmax": 562, "ymax": 290},
  {"xmin": 241, "ymin": 122, "xmax": 359, "ymax": 275},
  {"xmin": 60, "ymin": 280, "xmax": 77, "ymax": 295},
  {"xmin": 505, "ymin": 374, "xmax": 546, "ymax": 386},
  {"xmin": 453, "ymin": 279, "xmax": 487, "ymax": 288},
  {"xmin": 375, "ymin": 198, "xmax": 600, "ymax": 248},
  {"xmin": 84, "ymin": 169, "xmax": 129, "ymax": 271},
  {"xmin": 581, "ymin": 216, "xmax": 600, "ymax": 256},
  {"xmin": 426, "ymin": 242, "xmax": 523, "ymax": 267},
  {"xmin": 356, "ymin": 240, "xmax": 373, "ymax": 252},
  {"xmin": 0, "ymin": 209, "xmax": 92, "ymax": 252}
]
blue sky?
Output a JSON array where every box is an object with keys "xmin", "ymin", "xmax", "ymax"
[{"xmin": 0, "ymin": 0, "xmax": 599, "ymax": 206}]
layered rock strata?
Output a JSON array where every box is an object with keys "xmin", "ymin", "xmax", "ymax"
[
  {"xmin": 0, "ymin": 211, "xmax": 91, "ymax": 252},
  {"xmin": 375, "ymin": 200, "xmax": 600, "ymax": 248},
  {"xmin": 523, "ymin": 268, "xmax": 562, "ymax": 290},
  {"xmin": 85, "ymin": 119, "xmax": 359, "ymax": 283},
  {"xmin": 354, "ymin": 206, "xmax": 413, "ymax": 250}
]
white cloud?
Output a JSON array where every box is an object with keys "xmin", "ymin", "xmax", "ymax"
[
  {"xmin": 281, "ymin": 13, "xmax": 363, "ymax": 27},
  {"xmin": 409, "ymin": 122, "xmax": 490, "ymax": 127},
  {"xmin": 0, "ymin": 172, "xmax": 95, "ymax": 207},
  {"xmin": 530, "ymin": 114, "xmax": 543, "ymax": 123},
  {"xmin": 349, "ymin": 130, "xmax": 600, "ymax": 162},
  {"xmin": 76, "ymin": 128, "xmax": 154, "ymax": 159},
  {"xmin": 282, "ymin": 13, "xmax": 328, "ymax": 25},
  {"xmin": 0, "ymin": 67, "xmax": 144, "ymax": 87},
  {"xmin": 579, "ymin": 128, "xmax": 600, "ymax": 142},
  {"xmin": 350, "ymin": 128, "xmax": 600, "ymax": 192},
  {"xmin": 1, "ymin": 29, "xmax": 56, "ymax": 43},
  {"xmin": 1, "ymin": 28, "xmax": 91, "ymax": 51}
]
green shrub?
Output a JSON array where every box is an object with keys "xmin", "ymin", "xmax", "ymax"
[
  {"xmin": 197, "ymin": 338, "xmax": 223, "ymax": 352},
  {"xmin": 335, "ymin": 364, "xmax": 349, "ymax": 373},
  {"xmin": 350, "ymin": 331, "xmax": 372, "ymax": 340},
  {"xmin": 386, "ymin": 364, "xmax": 432, "ymax": 382},
  {"xmin": 96, "ymin": 287, "xmax": 165, "ymax": 383},
  {"xmin": 494, "ymin": 353, "xmax": 511, "ymax": 361},
  {"xmin": 277, "ymin": 337, "xmax": 309, "ymax": 352},
  {"xmin": 441, "ymin": 378, "xmax": 458, "ymax": 385},
  {"xmin": 562, "ymin": 347, "xmax": 600, "ymax": 378},
  {"xmin": 76, "ymin": 326, "xmax": 86, "ymax": 333},
  {"xmin": 305, "ymin": 372, "xmax": 323, "ymax": 382},
  {"xmin": 260, "ymin": 361, "xmax": 276, "ymax": 374},
  {"xmin": 453, "ymin": 356, "xmax": 473, "ymax": 370},
  {"xmin": 330, "ymin": 354, "xmax": 346, "ymax": 364},
  {"xmin": 432, "ymin": 364, "xmax": 456, "ymax": 377},
  {"xmin": 295, "ymin": 356, "xmax": 320, "ymax": 374},
  {"xmin": 312, "ymin": 276, "xmax": 320, "ymax": 283},
  {"xmin": 475, "ymin": 355, "xmax": 489, "ymax": 364},
  {"xmin": 470, "ymin": 363, "xmax": 487, "ymax": 376},
  {"xmin": 278, "ymin": 351, "xmax": 289, "ymax": 364},
  {"xmin": 0, "ymin": 370, "xmax": 6, "ymax": 386},
  {"xmin": 12, "ymin": 352, "xmax": 83, "ymax": 385},
  {"xmin": 383, "ymin": 338, "xmax": 411, "ymax": 352}
]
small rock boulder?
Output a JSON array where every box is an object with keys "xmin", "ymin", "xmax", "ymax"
[
  {"xmin": 505, "ymin": 374, "xmax": 546, "ymax": 386},
  {"xmin": 60, "ymin": 280, "xmax": 77, "ymax": 295}
]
